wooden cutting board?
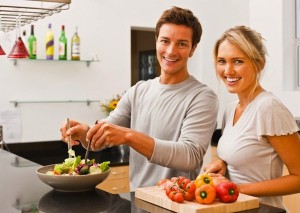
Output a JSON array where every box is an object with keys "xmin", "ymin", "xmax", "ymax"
[{"xmin": 135, "ymin": 186, "xmax": 259, "ymax": 213}]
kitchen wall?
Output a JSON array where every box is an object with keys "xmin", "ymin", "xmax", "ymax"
[{"xmin": 0, "ymin": 0, "xmax": 298, "ymax": 143}]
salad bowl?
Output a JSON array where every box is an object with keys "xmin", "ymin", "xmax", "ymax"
[{"xmin": 36, "ymin": 164, "xmax": 111, "ymax": 192}]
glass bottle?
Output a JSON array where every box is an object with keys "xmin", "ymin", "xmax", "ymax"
[
  {"xmin": 59, "ymin": 25, "xmax": 67, "ymax": 60},
  {"xmin": 45, "ymin": 23, "xmax": 54, "ymax": 60},
  {"xmin": 71, "ymin": 27, "xmax": 80, "ymax": 60},
  {"xmin": 28, "ymin": 25, "xmax": 37, "ymax": 59}
]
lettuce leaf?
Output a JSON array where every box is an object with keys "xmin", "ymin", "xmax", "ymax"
[{"xmin": 99, "ymin": 161, "xmax": 110, "ymax": 172}]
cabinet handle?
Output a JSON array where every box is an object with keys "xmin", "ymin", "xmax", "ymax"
[
  {"xmin": 111, "ymin": 171, "xmax": 125, "ymax": 175},
  {"xmin": 112, "ymin": 186, "xmax": 126, "ymax": 191}
]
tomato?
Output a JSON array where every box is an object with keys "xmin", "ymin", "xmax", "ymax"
[
  {"xmin": 183, "ymin": 191, "xmax": 195, "ymax": 201},
  {"xmin": 157, "ymin": 178, "xmax": 170, "ymax": 190},
  {"xmin": 165, "ymin": 187, "xmax": 172, "ymax": 196},
  {"xmin": 174, "ymin": 191, "xmax": 185, "ymax": 203},
  {"xmin": 180, "ymin": 178, "xmax": 191, "ymax": 189},
  {"xmin": 158, "ymin": 176, "xmax": 196, "ymax": 203},
  {"xmin": 195, "ymin": 184, "xmax": 216, "ymax": 204},
  {"xmin": 185, "ymin": 182, "xmax": 196, "ymax": 193},
  {"xmin": 171, "ymin": 176, "xmax": 185, "ymax": 185},
  {"xmin": 164, "ymin": 180, "xmax": 176, "ymax": 190},
  {"xmin": 170, "ymin": 184, "xmax": 180, "ymax": 192},
  {"xmin": 53, "ymin": 171, "xmax": 61, "ymax": 175},
  {"xmin": 168, "ymin": 190, "xmax": 177, "ymax": 201},
  {"xmin": 157, "ymin": 178, "xmax": 168, "ymax": 186}
]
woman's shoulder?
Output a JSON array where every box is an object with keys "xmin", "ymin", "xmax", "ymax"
[
  {"xmin": 254, "ymin": 91, "xmax": 286, "ymax": 110},
  {"xmin": 254, "ymin": 91, "xmax": 299, "ymax": 136}
]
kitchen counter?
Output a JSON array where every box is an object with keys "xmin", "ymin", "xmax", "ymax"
[{"xmin": 0, "ymin": 144, "xmax": 286, "ymax": 213}]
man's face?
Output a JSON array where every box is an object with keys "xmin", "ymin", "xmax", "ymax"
[{"xmin": 156, "ymin": 23, "xmax": 195, "ymax": 82}]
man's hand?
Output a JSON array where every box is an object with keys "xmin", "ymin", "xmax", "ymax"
[
  {"xmin": 60, "ymin": 119, "xmax": 90, "ymax": 147},
  {"xmin": 86, "ymin": 120, "xmax": 128, "ymax": 151}
]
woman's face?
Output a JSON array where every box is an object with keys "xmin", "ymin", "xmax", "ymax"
[{"xmin": 216, "ymin": 40, "xmax": 257, "ymax": 97}]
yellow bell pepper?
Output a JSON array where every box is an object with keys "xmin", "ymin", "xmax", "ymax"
[{"xmin": 194, "ymin": 174, "xmax": 214, "ymax": 188}]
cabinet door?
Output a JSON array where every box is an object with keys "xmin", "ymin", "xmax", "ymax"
[
  {"xmin": 96, "ymin": 165, "xmax": 129, "ymax": 194},
  {"xmin": 97, "ymin": 178, "xmax": 130, "ymax": 194},
  {"xmin": 283, "ymin": 166, "xmax": 300, "ymax": 213},
  {"xmin": 107, "ymin": 166, "xmax": 129, "ymax": 180}
]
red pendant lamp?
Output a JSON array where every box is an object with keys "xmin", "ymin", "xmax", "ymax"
[
  {"xmin": 0, "ymin": 44, "xmax": 5, "ymax": 55},
  {"xmin": 7, "ymin": 15, "xmax": 29, "ymax": 58},
  {"xmin": 8, "ymin": 36, "xmax": 29, "ymax": 58}
]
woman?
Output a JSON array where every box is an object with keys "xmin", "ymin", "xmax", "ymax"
[{"xmin": 204, "ymin": 25, "xmax": 300, "ymax": 209}]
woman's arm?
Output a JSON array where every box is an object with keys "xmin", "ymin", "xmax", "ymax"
[{"xmin": 239, "ymin": 133, "xmax": 300, "ymax": 196}]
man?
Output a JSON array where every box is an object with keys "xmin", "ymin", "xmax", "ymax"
[{"xmin": 61, "ymin": 6, "xmax": 218, "ymax": 191}]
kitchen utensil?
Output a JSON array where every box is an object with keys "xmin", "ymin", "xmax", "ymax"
[
  {"xmin": 67, "ymin": 118, "xmax": 72, "ymax": 158},
  {"xmin": 84, "ymin": 140, "xmax": 91, "ymax": 164},
  {"xmin": 84, "ymin": 120, "xmax": 98, "ymax": 164}
]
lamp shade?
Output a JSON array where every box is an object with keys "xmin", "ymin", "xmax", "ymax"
[
  {"xmin": 0, "ymin": 44, "xmax": 5, "ymax": 55},
  {"xmin": 8, "ymin": 37, "xmax": 29, "ymax": 58}
]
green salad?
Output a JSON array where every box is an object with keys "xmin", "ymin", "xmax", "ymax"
[{"xmin": 47, "ymin": 149, "xmax": 110, "ymax": 176}]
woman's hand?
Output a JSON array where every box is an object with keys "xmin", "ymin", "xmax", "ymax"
[
  {"xmin": 203, "ymin": 158, "xmax": 227, "ymax": 175},
  {"xmin": 60, "ymin": 119, "xmax": 90, "ymax": 146}
]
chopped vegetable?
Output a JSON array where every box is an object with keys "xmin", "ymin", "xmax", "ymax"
[
  {"xmin": 68, "ymin": 149, "xmax": 76, "ymax": 158},
  {"xmin": 100, "ymin": 161, "xmax": 110, "ymax": 172},
  {"xmin": 49, "ymin": 150, "xmax": 110, "ymax": 176}
]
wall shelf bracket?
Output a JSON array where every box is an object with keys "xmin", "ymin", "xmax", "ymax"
[{"xmin": 10, "ymin": 99, "xmax": 100, "ymax": 107}]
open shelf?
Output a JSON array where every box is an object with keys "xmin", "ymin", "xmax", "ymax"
[
  {"xmin": 0, "ymin": 0, "xmax": 71, "ymax": 32},
  {"xmin": 11, "ymin": 58, "xmax": 100, "ymax": 67}
]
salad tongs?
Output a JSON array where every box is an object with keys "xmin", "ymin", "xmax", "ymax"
[
  {"xmin": 84, "ymin": 141, "xmax": 91, "ymax": 165},
  {"xmin": 84, "ymin": 120, "xmax": 98, "ymax": 164},
  {"xmin": 67, "ymin": 118, "xmax": 72, "ymax": 158}
]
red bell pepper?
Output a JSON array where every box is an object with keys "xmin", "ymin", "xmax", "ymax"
[{"xmin": 215, "ymin": 181, "xmax": 239, "ymax": 203}]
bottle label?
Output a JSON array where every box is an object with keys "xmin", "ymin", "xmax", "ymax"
[
  {"xmin": 59, "ymin": 41, "xmax": 66, "ymax": 56},
  {"xmin": 46, "ymin": 39, "xmax": 54, "ymax": 59},
  {"xmin": 72, "ymin": 43, "xmax": 80, "ymax": 56},
  {"xmin": 32, "ymin": 41, "xmax": 37, "ymax": 55},
  {"xmin": 46, "ymin": 40, "xmax": 54, "ymax": 49}
]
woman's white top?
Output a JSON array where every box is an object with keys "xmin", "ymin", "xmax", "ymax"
[{"xmin": 217, "ymin": 91, "xmax": 299, "ymax": 209}]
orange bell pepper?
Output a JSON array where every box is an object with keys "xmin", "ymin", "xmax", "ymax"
[{"xmin": 195, "ymin": 184, "xmax": 216, "ymax": 204}]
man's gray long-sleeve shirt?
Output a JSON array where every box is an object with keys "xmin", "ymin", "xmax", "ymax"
[{"xmin": 106, "ymin": 76, "xmax": 218, "ymax": 191}]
